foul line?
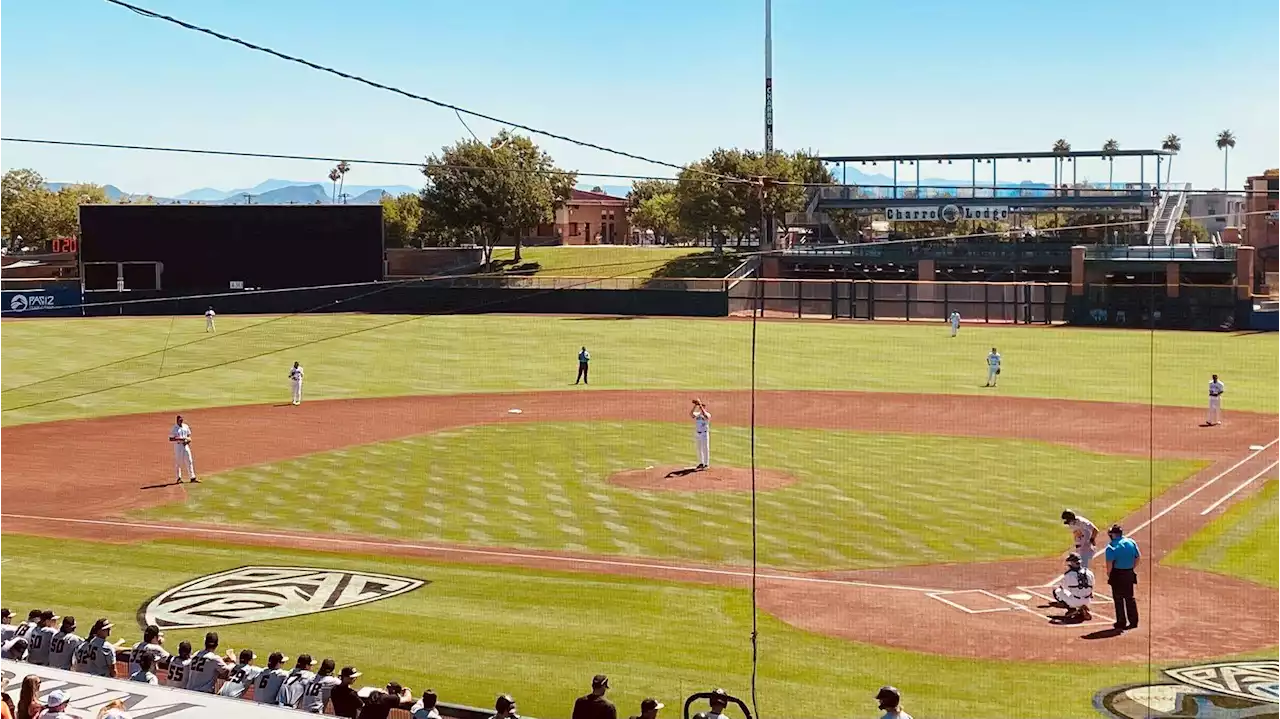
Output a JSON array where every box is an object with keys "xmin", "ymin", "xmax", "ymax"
[
  {"xmin": 1199, "ymin": 460, "xmax": 1280, "ymax": 516},
  {"xmin": 1128, "ymin": 438, "xmax": 1279, "ymax": 534},
  {"xmin": 0, "ymin": 513, "xmax": 945, "ymax": 594}
]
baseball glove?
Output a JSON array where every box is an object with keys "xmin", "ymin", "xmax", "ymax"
[{"xmin": 996, "ymin": 368, "xmax": 1001, "ymax": 375}]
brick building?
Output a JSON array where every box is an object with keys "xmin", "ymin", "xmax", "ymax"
[
  {"xmin": 1242, "ymin": 169, "xmax": 1279, "ymax": 281},
  {"xmin": 552, "ymin": 189, "xmax": 631, "ymax": 245}
]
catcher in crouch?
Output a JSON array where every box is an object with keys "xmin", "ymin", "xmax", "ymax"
[{"xmin": 1052, "ymin": 552, "xmax": 1095, "ymax": 622}]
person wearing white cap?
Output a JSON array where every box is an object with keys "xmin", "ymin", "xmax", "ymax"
[
  {"xmin": 78, "ymin": 618, "xmax": 119, "ymax": 678},
  {"xmin": 43, "ymin": 689, "xmax": 74, "ymax": 718},
  {"xmin": 252, "ymin": 652, "xmax": 290, "ymax": 705},
  {"xmin": 628, "ymin": 698, "xmax": 664, "ymax": 719},
  {"xmin": 129, "ymin": 625, "xmax": 170, "ymax": 677},
  {"xmin": 327, "ymin": 667, "xmax": 364, "ymax": 718},
  {"xmin": 298, "ymin": 658, "xmax": 340, "ymax": 713},
  {"xmin": 26, "ymin": 610, "xmax": 61, "ymax": 666}
]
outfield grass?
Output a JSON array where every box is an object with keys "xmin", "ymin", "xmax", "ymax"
[
  {"xmin": 0, "ymin": 534, "xmax": 1159, "ymax": 719},
  {"xmin": 1164, "ymin": 480, "xmax": 1279, "ymax": 587},
  {"xmin": 140, "ymin": 422, "xmax": 1202, "ymax": 569},
  {"xmin": 488, "ymin": 246, "xmax": 706, "ymax": 277},
  {"xmin": 3, "ymin": 316, "xmax": 1275, "ymax": 425}
]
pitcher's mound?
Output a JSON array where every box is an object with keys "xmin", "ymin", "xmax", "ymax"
[{"xmin": 608, "ymin": 465, "xmax": 797, "ymax": 492}]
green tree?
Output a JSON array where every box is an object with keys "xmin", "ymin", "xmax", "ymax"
[
  {"xmin": 1102, "ymin": 139, "xmax": 1120, "ymax": 189},
  {"xmin": 1051, "ymin": 139, "xmax": 1071, "ymax": 188},
  {"xmin": 420, "ymin": 131, "xmax": 575, "ymax": 265},
  {"xmin": 1161, "ymin": 134, "xmax": 1182, "ymax": 184},
  {"xmin": 2, "ymin": 168, "xmax": 51, "ymax": 249},
  {"xmin": 1215, "ymin": 130, "xmax": 1236, "ymax": 190},
  {"xmin": 627, "ymin": 178, "xmax": 676, "ymax": 213},
  {"xmin": 630, "ymin": 192, "xmax": 680, "ymax": 243},
  {"xmin": 337, "ymin": 161, "xmax": 352, "ymax": 203},
  {"xmin": 381, "ymin": 192, "xmax": 425, "ymax": 248}
]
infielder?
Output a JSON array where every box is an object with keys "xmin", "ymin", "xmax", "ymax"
[
  {"xmin": 948, "ymin": 311, "xmax": 961, "ymax": 337},
  {"xmin": 985, "ymin": 347, "xmax": 1001, "ymax": 386},
  {"xmin": 169, "ymin": 414, "xmax": 197, "ymax": 483},
  {"xmin": 691, "ymin": 399, "xmax": 711, "ymax": 470},
  {"xmin": 575, "ymin": 347, "xmax": 590, "ymax": 385},
  {"xmin": 1206, "ymin": 374, "xmax": 1225, "ymax": 426},
  {"xmin": 205, "ymin": 307, "xmax": 216, "ymax": 333},
  {"xmin": 289, "ymin": 362, "xmax": 305, "ymax": 406},
  {"xmin": 1060, "ymin": 509, "xmax": 1098, "ymax": 570},
  {"xmin": 1051, "ymin": 552, "xmax": 1094, "ymax": 622}
]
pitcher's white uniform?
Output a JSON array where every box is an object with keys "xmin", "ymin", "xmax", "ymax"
[
  {"xmin": 986, "ymin": 349, "xmax": 1001, "ymax": 386},
  {"xmin": 949, "ymin": 311, "xmax": 961, "ymax": 337},
  {"xmin": 1052, "ymin": 566, "xmax": 1095, "ymax": 610},
  {"xmin": 1067, "ymin": 515, "xmax": 1098, "ymax": 569},
  {"xmin": 205, "ymin": 308, "xmax": 216, "ymax": 332},
  {"xmin": 693, "ymin": 408, "xmax": 711, "ymax": 468},
  {"xmin": 1207, "ymin": 378, "xmax": 1225, "ymax": 425},
  {"xmin": 170, "ymin": 420, "xmax": 196, "ymax": 482},
  {"xmin": 289, "ymin": 364, "xmax": 304, "ymax": 406}
]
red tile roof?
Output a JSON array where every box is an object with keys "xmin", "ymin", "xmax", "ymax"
[{"xmin": 569, "ymin": 189, "xmax": 628, "ymax": 205}]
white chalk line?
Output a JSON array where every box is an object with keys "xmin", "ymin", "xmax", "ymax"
[
  {"xmin": 1199, "ymin": 460, "xmax": 1280, "ymax": 516},
  {"xmin": 1129, "ymin": 438, "xmax": 1279, "ymax": 535},
  {"xmin": 0, "ymin": 513, "xmax": 946, "ymax": 593},
  {"xmin": 926, "ymin": 590, "xmax": 1012, "ymax": 614},
  {"xmin": 1018, "ymin": 587, "xmax": 1115, "ymax": 624}
]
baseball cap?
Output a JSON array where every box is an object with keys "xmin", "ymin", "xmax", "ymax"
[
  {"xmin": 268, "ymin": 651, "xmax": 287, "ymax": 666},
  {"xmin": 1108, "ymin": 523, "xmax": 1124, "ymax": 535},
  {"xmin": 341, "ymin": 666, "xmax": 362, "ymax": 679},
  {"xmin": 1066, "ymin": 552, "xmax": 1081, "ymax": 562},
  {"xmin": 39, "ymin": 610, "xmax": 59, "ymax": 622},
  {"xmin": 386, "ymin": 682, "xmax": 404, "ymax": 695},
  {"xmin": 641, "ymin": 699, "xmax": 665, "ymax": 712},
  {"xmin": 1, "ymin": 608, "xmax": 11, "ymax": 620},
  {"xmin": 46, "ymin": 689, "xmax": 71, "ymax": 708},
  {"xmin": 709, "ymin": 689, "xmax": 729, "ymax": 706},
  {"xmin": 592, "ymin": 674, "xmax": 609, "ymax": 688}
]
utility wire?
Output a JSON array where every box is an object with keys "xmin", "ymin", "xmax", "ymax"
[{"xmin": 101, "ymin": 0, "xmax": 742, "ymax": 185}]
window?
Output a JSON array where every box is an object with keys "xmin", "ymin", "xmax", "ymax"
[{"xmin": 569, "ymin": 222, "xmax": 579, "ymax": 236}]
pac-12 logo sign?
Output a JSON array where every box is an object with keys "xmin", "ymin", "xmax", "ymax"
[
  {"xmin": 7, "ymin": 294, "xmax": 55, "ymax": 313},
  {"xmin": 1095, "ymin": 660, "xmax": 1278, "ymax": 718},
  {"xmin": 140, "ymin": 566, "xmax": 426, "ymax": 629}
]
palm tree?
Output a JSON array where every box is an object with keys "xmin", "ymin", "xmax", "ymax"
[
  {"xmin": 328, "ymin": 167, "xmax": 341, "ymax": 203},
  {"xmin": 336, "ymin": 161, "xmax": 351, "ymax": 203},
  {"xmin": 1161, "ymin": 134, "xmax": 1181, "ymax": 184},
  {"xmin": 1102, "ymin": 139, "xmax": 1120, "ymax": 189},
  {"xmin": 1052, "ymin": 139, "xmax": 1071, "ymax": 190},
  {"xmin": 1215, "ymin": 130, "xmax": 1236, "ymax": 190}
]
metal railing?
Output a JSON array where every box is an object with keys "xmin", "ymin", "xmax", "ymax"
[
  {"xmin": 417, "ymin": 275, "xmax": 729, "ymax": 292},
  {"xmin": 1084, "ymin": 244, "xmax": 1236, "ymax": 261}
]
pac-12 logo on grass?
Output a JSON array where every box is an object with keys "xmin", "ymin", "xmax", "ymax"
[
  {"xmin": 140, "ymin": 566, "xmax": 426, "ymax": 629},
  {"xmin": 1094, "ymin": 660, "xmax": 1278, "ymax": 718}
]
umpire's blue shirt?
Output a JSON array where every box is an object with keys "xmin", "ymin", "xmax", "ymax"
[{"xmin": 1106, "ymin": 537, "xmax": 1140, "ymax": 569}]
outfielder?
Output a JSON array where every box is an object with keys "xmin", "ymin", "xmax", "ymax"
[
  {"xmin": 985, "ymin": 347, "xmax": 1001, "ymax": 387},
  {"xmin": 169, "ymin": 414, "xmax": 197, "ymax": 483},
  {"xmin": 1206, "ymin": 374, "xmax": 1225, "ymax": 426},
  {"xmin": 289, "ymin": 362, "xmax": 304, "ymax": 406},
  {"xmin": 691, "ymin": 399, "xmax": 711, "ymax": 470},
  {"xmin": 205, "ymin": 307, "xmax": 216, "ymax": 333},
  {"xmin": 1060, "ymin": 509, "xmax": 1098, "ymax": 570},
  {"xmin": 948, "ymin": 311, "xmax": 961, "ymax": 337},
  {"xmin": 1051, "ymin": 552, "xmax": 1094, "ymax": 622}
]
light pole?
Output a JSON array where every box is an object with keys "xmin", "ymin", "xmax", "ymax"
[{"xmin": 762, "ymin": 0, "xmax": 775, "ymax": 253}]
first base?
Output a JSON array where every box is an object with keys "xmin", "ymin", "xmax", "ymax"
[{"xmin": 508, "ymin": 409, "xmax": 523, "ymax": 414}]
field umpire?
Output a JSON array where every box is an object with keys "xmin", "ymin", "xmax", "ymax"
[{"xmin": 1104, "ymin": 523, "xmax": 1141, "ymax": 631}]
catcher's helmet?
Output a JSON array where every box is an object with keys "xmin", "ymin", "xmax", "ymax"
[
  {"xmin": 1061, "ymin": 509, "xmax": 1076, "ymax": 523},
  {"xmin": 876, "ymin": 686, "xmax": 900, "ymax": 708},
  {"xmin": 1066, "ymin": 552, "xmax": 1081, "ymax": 563}
]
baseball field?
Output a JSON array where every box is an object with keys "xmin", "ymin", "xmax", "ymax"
[{"xmin": 1, "ymin": 314, "xmax": 1277, "ymax": 718}]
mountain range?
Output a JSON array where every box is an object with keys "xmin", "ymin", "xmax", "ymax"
[{"xmin": 43, "ymin": 179, "xmax": 634, "ymax": 204}]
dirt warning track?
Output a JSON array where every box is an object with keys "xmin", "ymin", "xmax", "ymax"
[{"xmin": 2, "ymin": 390, "xmax": 1277, "ymax": 662}]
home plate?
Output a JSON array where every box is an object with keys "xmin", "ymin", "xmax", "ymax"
[
  {"xmin": 1249, "ymin": 444, "xmax": 1265, "ymax": 451},
  {"xmin": 1007, "ymin": 593, "xmax": 1033, "ymax": 601},
  {"xmin": 508, "ymin": 409, "xmax": 523, "ymax": 414}
]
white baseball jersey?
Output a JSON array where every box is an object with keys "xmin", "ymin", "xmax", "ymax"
[
  {"xmin": 170, "ymin": 422, "xmax": 192, "ymax": 444},
  {"xmin": 950, "ymin": 312, "xmax": 961, "ymax": 326},
  {"xmin": 1058, "ymin": 568, "xmax": 1095, "ymax": 601},
  {"xmin": 1, "ymin": 637, "xmax": 27, "ymax": 660},
  {"xmin": 253, "ymin": 667, "xmax": 290, "ymax": 704},
  {"xmin": 184, "ymin": 649, "xmax": 227, "ymax": 693},
  {"xmin": 1, "ymin": 624, "xmax": 15, "ymax": 643},
  {"xmin": 166, "ymin": 656, "xmax": 193, "ymax": 686},
  {"xmin": 131, "ymin": 669, "xmax": 160, "ymax": 685},
  {"xmin": 205, "ymin": 309, "xmax": 216, "ymax": 320},
  {"xmin": 289, "ymin": 366, "xmax": 304, "ymax": 382},
  {"xmin": 218, "ymin": 663, "xmax": 264, "ymax": 699},
  {"xmin": 27, "ymin": 625, "xmax": 57, "ymax": 665},
  {"xmin": 298, "ymin": 674, "xmax": 341, "ymax": 712},
  {"xmin": 78, "ymin": 636, "xmax": 117, "ymax": 676},
  {"xmin": 49, "ymin": 630, "xmax": 84, "ymax": 670},
  {"xmin": 13, "ymin": 620, "xmax": 39, "ymax": 642},
  {"xmin": 694, "ymin": 411, "xmax": 710, "ymax": 434},
  {"xmin": 987, "ymin": 352, "xmax": 1001, "ymax": 368},
  {"xmin": 1209, "ymin": 379, "xmax": 1225, "ymax": 397},
  {"xmin": 130, "ymin": 641, "xmax": 171, "ymax": 675},
  {"xmin": 277, "ymin": 668, "xmax": 316, "ymax": 707},
  {"xmin": 1068, "ymin": 517, "xmax": 1097, "ymax": 550}
]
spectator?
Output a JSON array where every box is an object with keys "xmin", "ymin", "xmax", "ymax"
[
  {"xmin": 41, "ymin": 690, "xmax": 73, "ymax": 719},
  {"xmin": 327, "ymin": 667, "xmax": 363, "ymax": 718},
  {"xmin": 130, "ymin": 653, "xmax": 159, "ymax": 685},
  {"xmin": 49, "ymin": 617, "xmax": 83, "ymax": 671},
  {"xmin": 14, "ymin": 676, "xmax": 40, "ymax": 719},
  {"xmin": 217, "ymin": 649, "xmax": 262, "ymax": 699},
  {"xmin": 409, "ymin": 689, "xmax": 440, "ymax": 719},
  {"xmin": 165, "ymin": 641, "xmax": 193, "ymax": 687},
  {"xmin": 278, "ymin": 654, "xmax": 316, "ymax": 708},
  {"xmin": 78, "ymin": 618, "xmax": 118, "ymax": 678},
  {"xmin": 1, "ymin": 609, "xmax": 14, "ymax": 643},
  {"xmin": 1, "ymin": 676, "xmax": 14, "ymax": 719},
  {"xmin": 357, "ymin": 682, "xmax": 413, "ymax": 719},
  {"xmin": 298, "ymin": 658, "xmax": 340, "ymax": 714},
  {"xmin": 129, "ymin": 625, "xmax": 169, "ymax": 676},
  {"xmin": 707, "ymin": 689, "xmax": 729, "ymax": 719},
  {"xmin": 489, "ymin": 694, "xmax": 519, "ymax": 719},
  {"xmin": 184, "ymin": 632, "xmax": 231, "ymax": 693},
  {"xmin": 3, "ymin": 639, "xmax": 28, "ymax": 662},
  {"xmin": 252, "ymin": 652, "xmax": 290, "ymax": 706},
  {"xmin": 876, "ymin": 686, "xmax": 912, "ymax": 719},
  {"xmin": 26, "ymin": 611, "xmax": 60, "ymax": 666},
  {"xmin": 628, "ymin": 699, "xmax": 664, "ymax": 719},
  {"xmin": 573, "ymin": 675, "xmax": 616, "ymax": 719},
  {"xmin": 96, "ymin": 700, "xmax": 131, "ymax": 719}
]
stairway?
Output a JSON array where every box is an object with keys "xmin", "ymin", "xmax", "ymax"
[{"xmin": 1145, "ymin": 183, "xmax": 1190, "ymax": 245}]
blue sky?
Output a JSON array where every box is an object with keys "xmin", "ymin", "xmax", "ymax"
[{"xmin": 2, "ymin": 0, "xmax": 1277, "ymax": 196}]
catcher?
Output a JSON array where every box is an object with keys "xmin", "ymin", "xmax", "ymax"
[{"xmin": 1051, "ymin": 552, "xmax": 1094, "ymax": 622}]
